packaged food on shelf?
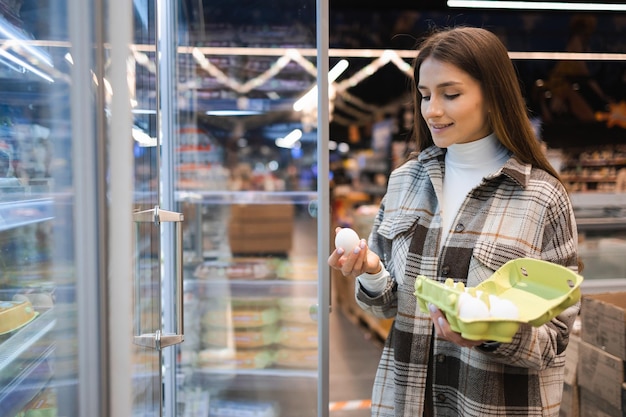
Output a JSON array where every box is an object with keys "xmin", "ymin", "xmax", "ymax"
[
  {"xmin": 275, "ymin": 347, "xmax": 317, "ymax": 369},
  {"xmin": 208, "ymin": 398, "xmax": 280, "ymax": 417},
  {"xmin": 202, "ymin": 324, "xmax": 280, "ymax": 349},
  {"xmin": 278, "ymin": 323, "xmax": 317, "ymax": 349},
  {"xmin": 197, "ymin": 347, "xmax": 277, "ymax": 370},
  {"xmin": 0, "ymin": 299, "xmax": 38, "ymax": 335},
  {"xmin": 14, "ymin": 387, "xmax": 57, "ymax": 417},
  {"xmin": 193, "ymin": 258, "xmax": 279, "ymax": 280},
  {"xmin": 277, "ymin": 297, "xmax": 316, "ymax": 324}
]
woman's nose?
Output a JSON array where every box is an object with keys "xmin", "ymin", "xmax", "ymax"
[{"xmin": 423, "ymin": 98, "xmax": 443, "ymax": 118}]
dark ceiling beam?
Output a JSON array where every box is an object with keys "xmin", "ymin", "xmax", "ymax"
[{"xmin": 330, "ymin": 0, "xmax": 448, "ymax": 11}]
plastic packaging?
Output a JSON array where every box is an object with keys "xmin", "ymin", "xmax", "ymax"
[{"xmin": 413, "ymin": 258, "xmax": 583, "ymax": 342}]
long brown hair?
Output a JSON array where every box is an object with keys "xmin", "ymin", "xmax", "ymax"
[{"xmin": 411, "ymin": 26, "xmax": 562, "ymax": 182}]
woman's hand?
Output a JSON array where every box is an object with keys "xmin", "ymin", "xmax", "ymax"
[
  {"xmin": 428, "ymin": 304, "xmax": 484, "ymax": 349},
  {"xmin": 327, "ymin": 227, "xmax": 381, "ymax": 278}
]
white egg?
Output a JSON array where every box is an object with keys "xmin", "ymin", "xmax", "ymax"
[
  {"xmin": 458, "ymin": 296, "xmax": 490, "ymax": 320},
  {"xmin": 489, "ymin": 298, "xmax": 520, "ymax": 319},
  {"xmin": 457, "ymin": 292, "xmax": 474, "ymax": 309},
  {"xmin": 335, "ymin": 228, "xmax": 361, "ymax": 251},
  {"xmin": 488, "ymin": 294, "xmax": 500, "ymax": 307}
]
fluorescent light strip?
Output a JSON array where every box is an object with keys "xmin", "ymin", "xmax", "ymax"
[
  {"xmin": 447, "ymin": 1, "xmax": 626, "ymax": 12},
  {"xmin": 0, "ymin": 20, "xmax": 54, "ymax": 67},
  {"xmin": 0, "ymin": 55, "xmax": 24, "ymax": 73},
  {"xmin": 0, "ymin": 49, "xmax": 54, "ymax": 82},
  {"xmin": 13, "ymin": 40, "xmax": 626, "ymax": 61},
  {"xmin": 293, "ymin": 59, "xmax": 349, "ymax": 111},
  {"xmin": 508, "ymin": 52, "xmax": 626, "ymax": 61},
  {"xmin": 275, "ymin": 129, "xmax": 303, "ymax": 148},
  {"xmin": 180, "ymin": 46, "xmax": 626, "ymax": 61}
]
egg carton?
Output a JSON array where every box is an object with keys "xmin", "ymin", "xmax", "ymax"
[{"xmin": 413, "ymin": 258, "xmax": 583, "ymax": 343}]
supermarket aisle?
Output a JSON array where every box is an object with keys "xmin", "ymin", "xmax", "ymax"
[
  {"xmin": 329, "ymin": 305, "xmax": 384, "ymax": 417},
  {"xmin": 292, "ymin": 212, "xmax": 384, "ymax": 416}
]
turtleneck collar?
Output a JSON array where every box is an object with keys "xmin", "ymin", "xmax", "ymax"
[{"xmin": 445, "ymin": 133, "xmax": 509, "ymax": 168}]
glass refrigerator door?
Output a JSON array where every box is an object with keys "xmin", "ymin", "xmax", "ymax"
[
  {"xmin": 0, "ymin": 2, "xmax": 87, "ymax": 416},
  {"xmin": 151, "ymin": 1, "xmax": 331, "ymax": 417},
  {"xmin": 0, "ymin": 0, "xmax": 136, "ymax": 416}
]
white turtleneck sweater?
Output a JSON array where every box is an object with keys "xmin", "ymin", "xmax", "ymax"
[
  {"xmin": 358, "ymin": 134, "xmax": 510, "ymax": 295},
  {"xmin": 440, "ymin": 133, "xmax": 510, "ymax": 248}
]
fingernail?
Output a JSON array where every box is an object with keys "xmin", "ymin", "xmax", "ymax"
[
  {"xmin": 359, "ymin": 240, "xmax": 366, "ymax": 249},
  {"xmin": 337, "ymin": 248, "xmax": 344, "ymax": 255},
  {"xmin": 438, "ymin": 317, "xmax": 445, "ymax": 327},
  {"xmin": 428, "ymin": 303, "xmax": 436, "ymax": 313},
  {"xmin": 353, "ymin": 246, "xmax": 361, "ymax": 254}
]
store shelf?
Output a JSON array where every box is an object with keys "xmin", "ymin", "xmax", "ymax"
[
  {"xmin": 0, "ymin": 309, "xmax": 56, "ymax": 416},
  {"xmin": 0, "ymin": 198, "xmax": 53, "ymax": 232},
  {"xmin": 571, "ymin": 192, "xmax": 626, "ymax": 231},
  {"xmin": 193, "ymin": 367, "xmax": 316, "ymax": 380},
  {"xmin": 185, "ymin": 278, "xmax": 317, "ymax": 298},
  {"xmin": 176, "ymin": 190, "xmax": 318, "ymax": 205},
  {"xmin": 576, "ymin": 217, "xmax": 626, "ymax": 231}
]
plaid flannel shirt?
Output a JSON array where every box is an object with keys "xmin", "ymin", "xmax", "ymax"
[{"xmin": 356, "ymin": 145, "xmax": 579, "ymax": 417}]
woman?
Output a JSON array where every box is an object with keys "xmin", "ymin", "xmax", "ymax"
[{"xmin": 328, "ymin": 27, "xmax": 579, "ymax": 417}]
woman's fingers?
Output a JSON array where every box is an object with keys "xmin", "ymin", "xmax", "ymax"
[
  {"xmin": 429, "ymin": 304, "xmax": 482, "ymax": 348},
  {"xmin": 429, "ymin": 304, "xmax": 444, "ymax": 335},
  {"xmin": 340, "ymin": 240, "xmax": 369, "ymax": 276},
  {"xmin": 327, "ymin": 247, "xmax": 345, "ymax": 269},
  {"xmin": 328, "ymin": 231, "xmax": 377, "ymax": 278}
]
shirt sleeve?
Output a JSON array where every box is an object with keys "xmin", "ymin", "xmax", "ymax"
[{"xmin": 357, "ymin": 261, "xmax": 389, "ymax": 295}]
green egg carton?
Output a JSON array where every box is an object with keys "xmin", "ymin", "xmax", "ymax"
[{"xmin": 413, "ymin": 258, "xmax": 583, "ymax": 343}]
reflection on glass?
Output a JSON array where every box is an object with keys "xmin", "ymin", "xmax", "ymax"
[{"xmin": 169, "ymin": 3, "xmax": 321, "ymax": 414}]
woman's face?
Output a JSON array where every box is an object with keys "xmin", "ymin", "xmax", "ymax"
[{"xmin": 418, "ymin": 57, "xmax": 491, "ymax": 148}]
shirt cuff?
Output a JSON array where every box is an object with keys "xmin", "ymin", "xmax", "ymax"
[{"xmin": 357, "ymin": 261, "xmax": 389, "ymax": 295}]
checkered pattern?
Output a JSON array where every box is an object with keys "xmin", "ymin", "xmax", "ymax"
[{"xmin": 355, "ymin": 146, "xmax": 579, "ymax": 417}]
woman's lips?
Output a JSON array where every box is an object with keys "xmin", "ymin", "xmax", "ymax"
[{"xmin": 430, "ymin": 123, "xmax": 453, "ymax": 131}]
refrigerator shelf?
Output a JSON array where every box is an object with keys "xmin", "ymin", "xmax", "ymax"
[
  {"xmin": 185, "ymin": 278, "xmax": 318, "ymax": 299},
  {"xmin": 0, "ymin": 308, "xmax": 56, "ymax": 370},
  {"xmin": 0, "ymin": 344, "xmax": 55, "ymax": 417},
  {"xmin": 193, "ymin": 367, "xmax": 317, "ymax": 379},
  {"xmin": 176, "ymin": 190, "xmax": 318, "ymax": 205},
  {"xmin": 0, "ymin": 198, "xmax": 54, "ymax": 232}
]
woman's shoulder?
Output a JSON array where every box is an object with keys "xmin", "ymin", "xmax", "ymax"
[
  {"xmin": 520, "ymin": 163, "xmax": 572, "ymax": 207},
  {"xmin": 504, "ymin": 156, "xmax": 564, "ymax": 189},
  {"xmin": 388, "ymin": 156, "xmax": 425, "ymax": 185},
  {"xmin": 390, "ymin": 147, "xmax": 441, "ymax": 178},
  {"xmin": 528, "ymin": 164, "xmax": 567, "ymax": 191}
]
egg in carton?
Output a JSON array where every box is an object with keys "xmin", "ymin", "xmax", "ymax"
[{"xmin": 414, "ymin": 258, "xmax": 583, "ymax": 343}]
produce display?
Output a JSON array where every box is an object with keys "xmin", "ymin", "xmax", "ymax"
[{"xmin": 414, "ymin": 258, "xmax": 583, "ymax": 342}]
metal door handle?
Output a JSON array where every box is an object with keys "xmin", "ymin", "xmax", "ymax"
[{"xmin": 133, "ymin": 206, "xmax": 185, "ymax": 350}]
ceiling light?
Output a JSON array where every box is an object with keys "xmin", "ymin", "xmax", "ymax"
[
  {"xmin": 293, "ymin": 59, "xmax": 349, "ymax": 112},
  {"xmin": 205, "ymin": 110, "xmax": 263, "ymax": 116},
  {"xmin": 132, "ymin": 126, "xmax": 157, "ymax": 147},
  {"xmin": 275, "ymin": 129, "xmax": 303, "ymax": 149},
  {"xmin": 447, "ymin": 0, "xmax": 626, "ymax": 11},
  {"xmin": 0, "ymin": 19, "xmax": 53, "ymax": 67},
  {"xmin": 0, "ymin": 49, "xmax": 54, "ymax": 82}
]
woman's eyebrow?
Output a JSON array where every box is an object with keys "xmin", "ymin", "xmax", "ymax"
[{"xmin": 417, "ymin": 81, "xmax": 462, "ymax": 90}]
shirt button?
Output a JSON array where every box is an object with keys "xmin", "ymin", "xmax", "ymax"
[
  {"xmin": 436, "ymin": 393, "xmax": 446, "ymax": 402},
  {"xmin": 455, "ymin": 223, "xmax": 465, "ymax": 232},
  {"xmin": 436, "ymin": 354, "xmax": 446, "ymax": 363},
  {"xmin": 442, "ymin": 265, "xmax": 450, "ymax": 275}
]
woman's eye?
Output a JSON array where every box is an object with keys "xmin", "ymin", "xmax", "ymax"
[
  {"xmin": 421, "ymin": 95, "xmax": 431, "ymax": 101},
  {"xmin": 445, "ymin": 93, "xmax": 460, "ymax": 100}
]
